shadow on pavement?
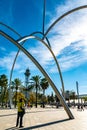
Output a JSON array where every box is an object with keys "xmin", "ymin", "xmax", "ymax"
[
  {"xmin": 5, "ymin": 118, "xmax": 70, "ymax": 130},
  {"xmin": 5, "ymin": 126, "xmax": 19, "ymax": 130},
  {"xmin": 0, "ymin": 113, "xmax": 17, "ymax": 117},
  {"xmin": 22, "ymin": 119, "xmax": 70, "ymax": 130}
]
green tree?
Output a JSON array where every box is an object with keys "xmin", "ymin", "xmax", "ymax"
[
  {"xmin": 69, "ymin": 91, "xmax": 76, "ymax": 102},
  {"xmin": 40, "ymin": 78, "xmax": 49, "ymax": 107},
  {"xmin": 50, "ymin": 92, "xmax": 55, "ymax": 103},
  {"xmin": 0, "ymin": 74, "xmax": 8, "ymax": 107},
  {"xmin": 47, "ymin": 93, "xmax": 55, "ymax": 107},
  {"xmin": 29, "ymin": 92, "xmax": 36, "ymax": 106},
  {"xmin": 31, "ymin": 75, "xmax": 41, "ymax": 108},
  {"xmin": 83, "ymin": 96, "xmax": 87, "ymax": 101}
]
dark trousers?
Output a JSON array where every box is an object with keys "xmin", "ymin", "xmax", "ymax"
[{"xmin": 16, "ymin": 112, "xmax": 24, "ymax": 127}]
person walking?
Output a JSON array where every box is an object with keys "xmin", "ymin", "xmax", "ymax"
[
  {"xmin": 16, "ymin": 98, "xmax": 25, "ymax": 128},
  {"xmin": 81, "ymin": 104, "xmax": 84, "ymax": 111}
]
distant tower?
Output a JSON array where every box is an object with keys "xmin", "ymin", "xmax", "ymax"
[
  {"xmin": 76, "ymin": 81, "xmax": 80, "ymax": 108},
  {"xmin": 24, "ymin": 68, "xmax": 30, "ymax": 100}
]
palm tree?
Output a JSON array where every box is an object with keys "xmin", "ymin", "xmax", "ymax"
[
  {"xmin": 0, "ymin": 74, "xmax": 8, "ymax": 107},
  {"xmin": 31, "ymin": 75, "xmax": 41, "ymax": 108},
  {"xmin": 40, "ymin": 78, "xmax": 49, "ymax": 108},
  {"xmin": 13, "ymin": 78, "xmax": 21, "ymax": 108}
]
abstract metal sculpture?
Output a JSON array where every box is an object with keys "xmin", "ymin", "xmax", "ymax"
[
  {"xmin": 0, "ymin": 1, "xmax": 87, "ymax": 119},
  {"xmin": 0, "ymin": 30, "xmax": 74, "ymax": 119}
]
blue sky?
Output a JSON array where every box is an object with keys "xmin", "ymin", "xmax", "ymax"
[{"xmin": 0, "ymin": 0, "xmax": 87, "ymax": 95}]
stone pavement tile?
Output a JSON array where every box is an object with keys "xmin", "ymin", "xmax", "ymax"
[
  {"xmin": 0, "ymin": 107, "xmax": 87, "ymax": 130},
  {"xmin": 24, "ymin": 107, "xmax": 87, "ymax": 130},
  {"xmin": 0, "ymin": 109, "xmax": 16, "ymax": 130}
]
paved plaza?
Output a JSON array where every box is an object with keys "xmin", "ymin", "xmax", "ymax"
[{"xmin": 0, "ymin": 106, "xmax": 87, "ymax": 130}]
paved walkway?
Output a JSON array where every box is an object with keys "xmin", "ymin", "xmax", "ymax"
[{"xmin": 0, "ymin": 106, "xmax": 87, "ymax": 130}]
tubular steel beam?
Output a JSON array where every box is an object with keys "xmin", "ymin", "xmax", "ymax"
[
  {"xmin": 0, "ymin": 22, "xmax": 21, "ymax": 37},
  {"xmin": 0, "ymin": 22, "xmax": 51, "ymax": 107},
  {"xmin": 0, "ymin": 30, "xmax": 74, "ymax": 119},
  {"xmin": 42, "ymin": 0, "xmax": 46, "ymax": 34},
  {"xmin": 17, "ymin": 35, "xmax": 65, "ymax": 98},
  {"xmin": 0, "ymin": 22, "xmax": 65, "ymax": 103},
  {"xmin": 44, "ymin": 5, "xmax": 87, "ymax": 37},
  {"xmin": 0, "ymin": 22, "xmax": 22, "ymax": 108}
]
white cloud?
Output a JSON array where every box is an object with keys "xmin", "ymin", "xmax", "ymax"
[
  {"xmin": 45, "ymin": 0, "xmax": 87, "ymax": 72},
  {"xmin": 0, "ymin": 51, "xmax": 20, "ymax": 70},
  {"xmin": 1, "ymin": 0, "xmax": 87, "ymax": 75},
  {"xmin": 56, "ymin": 0, "xmax": 87, "ymax": 16},
  {"xmin": 29, "ymin": 44, "xmax": 53, "ymax": 66},
  {"xmin": 22, "ymin": 7, "xmax": 87, "ymax": 72},
  {"xmin": 0, "ymin": 50, "xmax": 39, "ymax": 77}
]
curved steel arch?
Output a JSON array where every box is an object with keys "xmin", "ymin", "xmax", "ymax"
[
  {"xmin": 0, "ymin": 22, "xmax": 65, "ymax": 99},
  {"xmin": 0, "ymin": 30, "xmax": 74, "ymax": 119},
  {"xmin": 42, "ymin": 0, "xmax": 46, "ymax": 34},
  {"xmin": 0, "ymin": 21, "xmax": 65, "ymax": 97},
  {"xmin": 0, "ymin": 22, "xmax": 23, "ymax": 107},
  {"xmin": 0, "ymin": 22, "xmax": 50, "ymax": 87},
  {"xmin": 17, "ymin": 35, "xmax": 65, "ymax": 97},
  {"xmin": 44, "ymin": 5, "xmax": 87, "ymax": 37},
  {"xmin": 30, "ymin": 31, "xmax": 51, "ymax": 47},
  {"xmin": 0, "ymin": 22, "xmax": 21, "ymax": 37},
  {"xmin": 9, "ymin": 31, "xmax": 51, "ymax": 89}
]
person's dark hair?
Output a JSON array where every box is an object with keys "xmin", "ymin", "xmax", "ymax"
[{"xmin": 19, "ymin": 98, "xmax": 22, "ymax": 102}]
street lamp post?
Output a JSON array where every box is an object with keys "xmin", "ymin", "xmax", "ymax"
[{"xmin": 76, "ymin": 81, "xmax": 80, "ymax": 109}]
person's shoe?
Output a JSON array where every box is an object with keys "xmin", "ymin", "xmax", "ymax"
[{"xmin": 19, "ymin": 126, "xmax": 24, "ymax": 128}]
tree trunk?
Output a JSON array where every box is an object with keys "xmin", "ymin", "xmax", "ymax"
[
  {"xmin": 36, "ymin": 83, "xmax": 37, "ymax": 108},
  {"xmin": 42, "ymin": 89, "xmax": 45, "ymax": 108}
]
